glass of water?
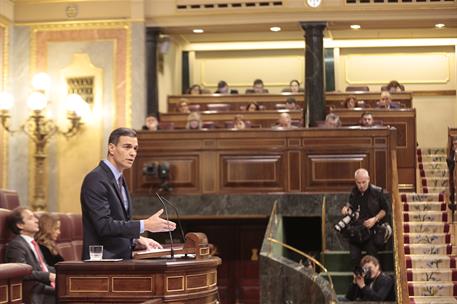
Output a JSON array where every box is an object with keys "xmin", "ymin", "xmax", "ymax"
[{"xmin": 89, "ymin": 245, "xmax": 103, "ymax": 260}]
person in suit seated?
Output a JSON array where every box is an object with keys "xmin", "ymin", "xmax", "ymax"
[
  {"xmin": 245, "ymin": 79, "xmax": 269, "ymax": 94},
  {"xmin": 35, "ymin": 213, "xmax": 64, "ymax": 267},
  {"xmin": 186, "ymin": 112, "xmax": 203, "ymax": 130},
  {"xmin": 385, "ymin": 80, "xmax": 404, "ymax": 93},
  {"xmin": 323, "ymin": 113, "xmax": 342, "ymax": 128},
  {"xmin": 187, "ymin": 84, "xmax": 202, "ymax": 95},
  {"xmin": 360, "ymin": 112, "xmax": 375, "ymax": 127},
  {"xmin": 80, "ymin": 128, "xmax": 176, "ymax": 260},
  {"xmin": 345, "ymin": 255, "xmax": 395, "ymax": 301},
  {"xmin": 246, "ymin": 101, "xmax": 260, "ymax": 112},
  {"xmin": 273, "ymin": 113, "xmax": 297, "ymax": 129},
  {"xmin": 141, "ymin": 115, "xmax": 159, "ymax": 131},
  {"xmin": 377, "ymin": 91, "xmax": 400, "ymax": 109},
  {"xmin": 215, "ymin": 80, "xmax": 238, "ymax": 94},
  {"xmin": 5, "ymin": 207, "xmax": 56, "ymax": 304}
]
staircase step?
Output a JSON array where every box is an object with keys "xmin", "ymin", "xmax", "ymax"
[
  {"xmin": 420, "ymin": 169, "xmax": 449, "ymax": 178},
  {"xmin": 321, "ymin": 271, "xmax": 353, "ymax": 295},
  {"xmin": 417, "ymin": 148, "xmax": 447, "ymax": 155},
  {"xmin": 403, "ymin": 211, "xmax": 448, "ymax": 223},
  {"xmin": 405, "ymin": 244, "xmax": 453, "ymax": 255},
  {"xmin": 422, "ymin": 178, "xmax": 449, "ymax": 188},
  {"xmin": 404, "ymin": 233, "xmax": 450, "ymax": 244},
  {"xmin": 421, "ymin": 186, "xmax": 447, "ymax": 194},
  {"xmin": 404, "ymin": 222, "xmax": 450, "ymax": 234},
  {"xmin": 419, "ymin": 162, "xmax": 449, "ymax": 171},
  {"xmin": 403, "ymin": 202, "xmax": 446, "ymax": 212},
  {"xmin": 408, "ymin": 281, "xmax": 457, "ymax": 297},
  {"xmin": 418, "ymin": 155, "xmax": 448, "ymax": 162},
  {"xmin": 407, "ymin": 269, "xmax": 457, "ymax": 282},
  {"xmin": 406, "ymin": 255, "xmax": 456, "ymax": 269},
  {"xmin": 410, "ymin": 296, "xmax": 457, "ymax": 304},
  {"xmin": 401, "ymin": 193, "xmax": 445, "ymax": 202}
]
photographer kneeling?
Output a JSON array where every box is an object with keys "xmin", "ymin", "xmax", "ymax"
[
  {"xmin": 339, "ymin": 168, "xmax": 390, "ymax": 267},
  {"xmin": 345, "ymin": 255, "xmax": 395, "ymax": 301}
]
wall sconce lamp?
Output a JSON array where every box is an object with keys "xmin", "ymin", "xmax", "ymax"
[{"xmin": 0, "ymin": 73, "xmax": 89, "ymax": 211}]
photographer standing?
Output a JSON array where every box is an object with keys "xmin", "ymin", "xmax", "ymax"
[
  {"xmin": 341, "ymin": 168, "xmax": 389, "ymax": 267},
  {"xmin": 345, "ymin": 255, "xmax": 395, "ymax": 301}
]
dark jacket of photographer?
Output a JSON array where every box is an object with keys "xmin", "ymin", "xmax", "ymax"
[
  {"xmin": 346, "ymin": 272, "xmax": 395, "ymax": 301},
  {"xmin": 348, "ymin": 184, "xmax": 388, "ymax": 226}
]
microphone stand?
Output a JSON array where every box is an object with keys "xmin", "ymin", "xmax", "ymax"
[
  {"xmin": 155, "ymin": 193, "xmax": 174, "ymax": 259},
  {"xmin": 157, "ymin": 193, "xmax": 188, "ymax": 258},
  {"xmin": 158, "ymin": 194, "xmax": 186, "ymax": 242}
]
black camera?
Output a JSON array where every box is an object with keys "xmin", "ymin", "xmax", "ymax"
[
  {"xmin": 354, "ymin": 265, "xmax": 371, "ymax": 280},
  {"xmin": 143, "ymin": 161, "xmax": 172, "ymax": 192},
  {"xmin": 334, "ymin": 207, "xmax": 359, "ymax": 232},
  {"xmin": 143, "ymin": 162, "xmax": 158, "ymax": 176}
]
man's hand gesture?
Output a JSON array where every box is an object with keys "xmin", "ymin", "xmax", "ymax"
[{"xmin": 144, "ymin": 209, "xmax": 176, "ymax": 232}]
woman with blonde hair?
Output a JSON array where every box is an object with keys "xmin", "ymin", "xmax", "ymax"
[
  {"xmin": 185, "ymin": 112, "xmax": 203, "ymax": 130},
  {"xmin": 35, "ymin": 213, "xmax": 64, "ymax": 266}
]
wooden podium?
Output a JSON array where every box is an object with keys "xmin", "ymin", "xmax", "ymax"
[{"xmin": 56, "ymin": 233, "xmax": 221, "ymax": 303}]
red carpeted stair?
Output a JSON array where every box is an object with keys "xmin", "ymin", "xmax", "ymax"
[{"xmin": 405, "ymin": 148, "xmax": 456, "ymax": 303}]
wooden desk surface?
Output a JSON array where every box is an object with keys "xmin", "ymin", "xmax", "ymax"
[{"xmin": 56, "ymin": 257, "xmax": 221, "ymax": 303}]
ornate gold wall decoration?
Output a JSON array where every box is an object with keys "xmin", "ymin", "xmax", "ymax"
[{"xmin": 67, "ymin": 76, "xmax": 94, "ymax": 105}]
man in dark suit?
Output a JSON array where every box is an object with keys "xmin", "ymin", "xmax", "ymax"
[
  {"xmin": 80, "ymin": 127, "xmax": 176, "ymax": 260},
  {"xmin": 5, "ymin": 207, "xmax": 56, "ymax": 304}
]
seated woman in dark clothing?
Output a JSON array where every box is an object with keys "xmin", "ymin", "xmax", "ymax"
[
  {"xmin": 345, "ymin": 255, "xmax": 395, "ymax": 301},
  {"xmin": 35, "ymin": 213, "xmax": 64, "ymax": 267}
]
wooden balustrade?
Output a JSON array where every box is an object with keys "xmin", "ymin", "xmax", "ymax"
[
  {"xmin": 331, "ymin": 108, "xmax": 416, "ymax": 192},
  {"xmin": 126, "ymin": 127, "xmax": 397, "ymax": 195}
]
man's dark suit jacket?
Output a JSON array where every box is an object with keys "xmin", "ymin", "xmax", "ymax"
[
  {"xmin": 80, "ymin": 161, "xmax": 141, "ymax": 260},
  {"xmin": 5, "ymin": 235, "xmax": 55, "ymax": 304}
]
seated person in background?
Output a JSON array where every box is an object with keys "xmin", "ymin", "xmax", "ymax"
[
  {"xmin": 285, "ymin": 97, "xmax": 300, "ymax": 110},
  {"xmin": 233, "ymin": 114, "xmax": 246, "ymax": 130},
  {"xmin": 185, "ymin": 112, "xmax": 203, "ymax": 130},
  {"xmin": 245, "ymin": 79, "xmax": 269, "ymax": 94},
  {"xmin": 385, "ymin": 80, "xmax": 404, "ymax": 93},
  {"xmin": 344, "ymin": 95, "xmax": 358, "ymax": 109},
  {"xmin": 5, "ymin": 207, "xmax": 56, "ymax": 304},
  {"xmin": 187, "ymin": 84, "xmax": 202, "ymax": 95},
  {"xmin": 141, "ymin": 115, "xmax": 159, "ymax": 131},
  {"xmin": 35, "ymin": 213, "xmax": 64, "ymax": 267},
  {"xmin": 273, "ymin": 113, "xmax": 297, "ymax": 129},
  {"xmin": 215, "ymin": 80, "xmax": 238, "ymax": 94},
  {"xmin": 377, "ymin": 91, "xmax": 400, "ymax": 109},
  {"xmin": 345, "ymin": 255, "xmax": 395, "ymax": 301},
  {"xmin": 323, "ymin": 113, "xmax": 342, "ymax": 128},
  {"xmin": 177, "ymin": 99, "xmax": 191, "ymax": 113},
  {"xmin": 282, "ymin": 79, "xmax": 304, "ymax": 93},
  {"xmin": 246, "ymin": 101, "xmax": 260, "ymax": 112},
  {"xmin": 360, "ymin": 112, "xmax": 375, "ymax": 127}
]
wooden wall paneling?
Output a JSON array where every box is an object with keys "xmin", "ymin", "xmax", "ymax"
[
  {"xmin": 331, "ymin": 108, "xmax": 416, "ymax": 191},
  {"xmin": 129, "ymin": 128, "xmax": 397, "ymax": 195}
]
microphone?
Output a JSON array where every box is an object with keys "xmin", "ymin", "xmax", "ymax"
[
  {"xmin": 155, "ymin": 192, "xmax": 174, "ymax": 259},
  {"xmin": 157, "ymin": 193, "xmax": 186, "ymax": 244}
]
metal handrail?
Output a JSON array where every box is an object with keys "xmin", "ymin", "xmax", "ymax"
[{"xmin": 266, "ymin": 237, "xmax": 334, "ymax": 290}]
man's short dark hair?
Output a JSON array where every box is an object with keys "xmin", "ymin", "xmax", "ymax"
[
  {"xmin": 361, "ymin": 111, "xmax": 373, "ymax": 118},
  {"xmin": 6, "ymin": 207, "xmax": 27, "ymax": 235},
  {"xmin": 108, "ymin": 128, "xmax": 137, "ymax": 145},
  {"xmin": 253, "ymin": 79, "xmax": 264, "ymax": 86},
  {"xmin": 217, "ymin": 80, "xmax": 227, "ymax": 89}
]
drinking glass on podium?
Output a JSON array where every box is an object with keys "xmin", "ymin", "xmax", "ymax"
[{"xmin": 89, "ymin": 245, "xmax": 103, "ymax": 260}]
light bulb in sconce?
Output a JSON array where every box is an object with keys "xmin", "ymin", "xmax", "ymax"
[
  {"xmin": 0, "ymin": 92, "xmax": 14, "ymax": 110},
  {"xmin": 27, "ymin": 91, "xmax": 48, "ymax": 111},
  {"xmin": 65, "ymin": 93, "xmax": 89, "ymax": 118},
  {"xmin": 32, "ymin": 72, "xmax": 52, "ymax": 92}
]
